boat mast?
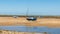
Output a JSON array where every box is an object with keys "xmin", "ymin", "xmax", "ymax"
[{"xmin": 26, "ymin": 8, "xmax": 29, "ymax": 17}]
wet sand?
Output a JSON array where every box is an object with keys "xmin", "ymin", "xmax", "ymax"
[
  {"xmin": 0, "ymin": 30, "xmax": 46, "ymax": 34},
  {"xmin": 0, "ymin": 17, "xmax": 60, "ymax": 27}
]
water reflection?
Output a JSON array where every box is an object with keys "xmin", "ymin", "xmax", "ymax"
[{"xmin": 0, "ymin": 26, "xmax": 60, "ymax": 34}]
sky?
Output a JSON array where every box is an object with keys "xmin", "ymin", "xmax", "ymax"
[{"xmin": 0, "ymin": 0, "xmax": 60, "ymax": 16}]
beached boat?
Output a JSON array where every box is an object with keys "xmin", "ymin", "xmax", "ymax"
[
  {"xmin": 0, "ymin": 15, "xmax": 60, "ymax": 34},
  {"xmin": 0, "ymin": 15, "xmax": 60, "ymax": 27}
]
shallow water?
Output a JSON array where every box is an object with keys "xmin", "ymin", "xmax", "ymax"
[{"xmin": 0, "ymin": 26, "xmax": 60, "ymax": 34}]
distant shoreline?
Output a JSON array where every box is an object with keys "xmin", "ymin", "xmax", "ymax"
[{"xmin": 0, "ymin": 15, "xmax": 60, "ymax": 18}]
